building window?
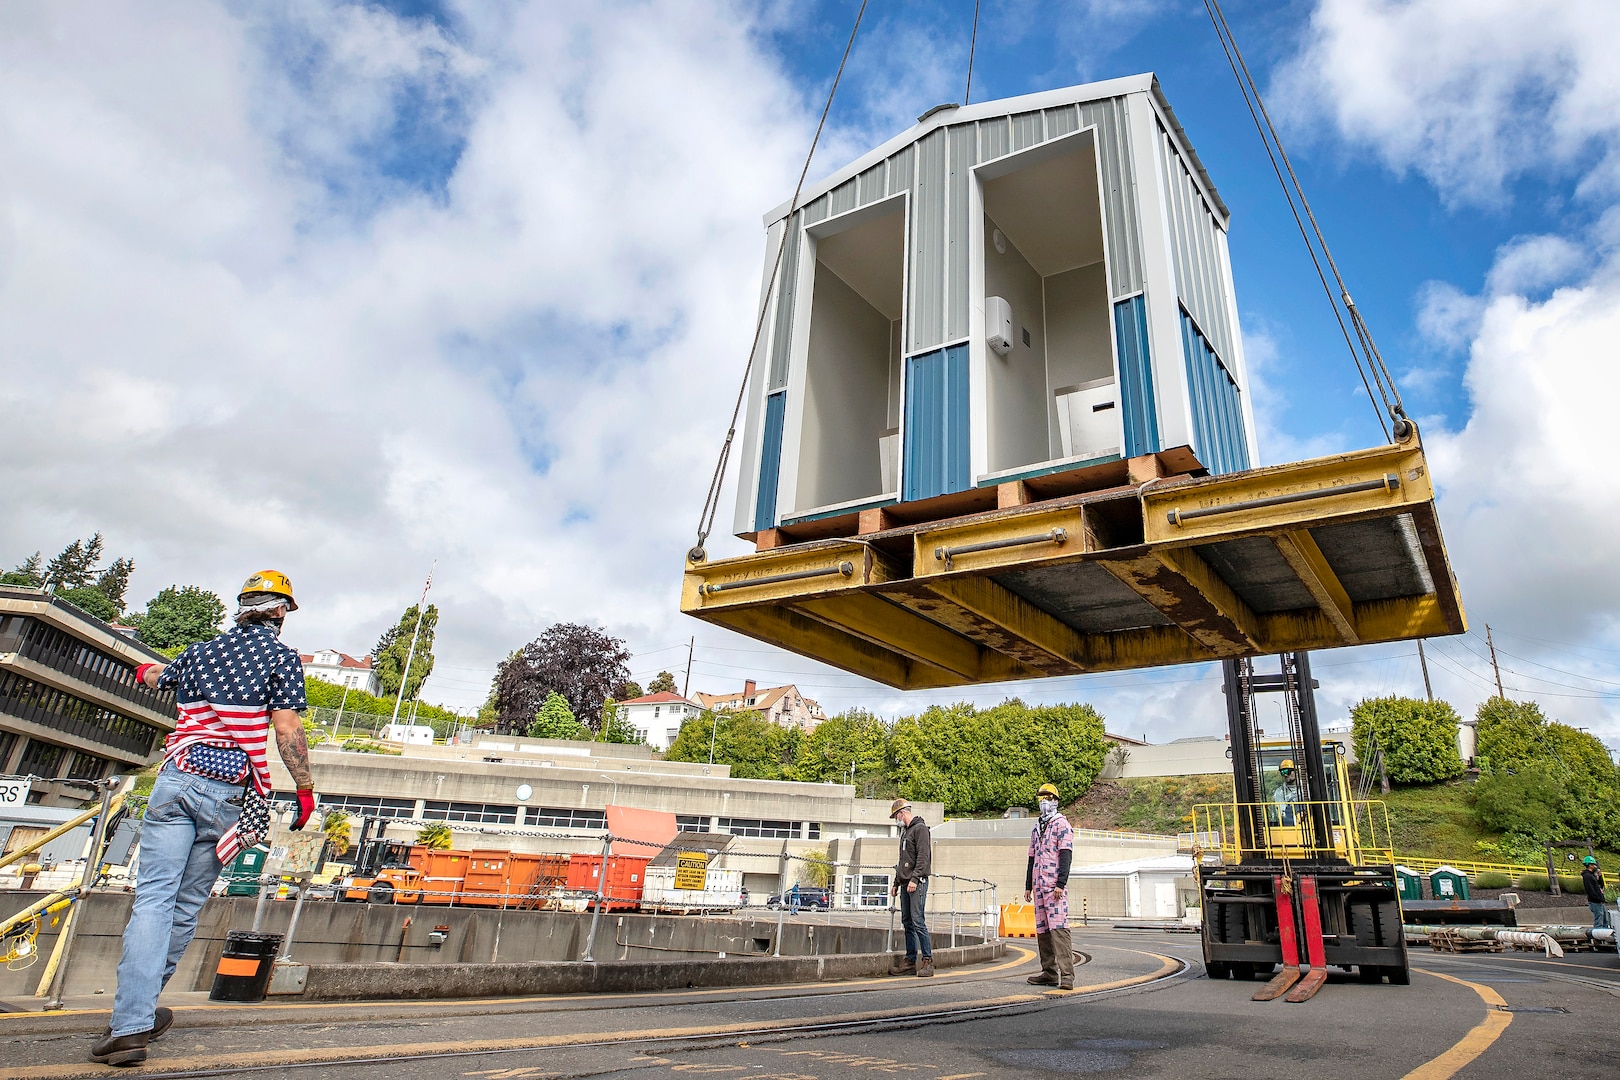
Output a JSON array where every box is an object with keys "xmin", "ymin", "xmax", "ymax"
[
  {"xmin": 0, "ymin": 730, "xmax": 18, "ymax": 772},
  {"xmin": 16, "ymin": 740, "xmax": 65, "ymax": 779},
  {"xmin": 0, "ymin": 670, "xmax": 162, "ymax": 757},
  {"xmin": 6, "ymin": 615, "xmax": 173, "ymax": 714},
  {"xmin": 527, "ymin": 807, "xmax": 607, "ymax": 830},
  {"xmin": 675, "ymin": 814, "xmax": 711, "ymax": 833},
  {"xmin": 653, "ymin": 706, "xmax": 661, "ymax": 717},
  {"xmin": 67, "ymin": 752, "xmax": 109, "ymax": 781},
  {"xmin": 284, "ymin": 793, "xmax": 417, "ymax": 819},
  {"xmin": 635, "ymin": 728, "xmax": 649, "ymax": 743},
  {"xmin": 422, "ymin": 800, "xmax": 518, "ymax": 825},
  {"xmin": 718, "ymin": 817, "xmax": 797, "ymax": 839},
  {"xmin": 843, "ymin": 872, "xmax": 892, "ymax": 908},
  {"xmin": 807, "ymin": 822, "xmax": 821, "ymax": 840}
]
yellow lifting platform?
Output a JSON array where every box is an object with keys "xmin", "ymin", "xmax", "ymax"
[{"xmin": 682, "ymin": 430, "xmax": 1464, "ymax": 689}]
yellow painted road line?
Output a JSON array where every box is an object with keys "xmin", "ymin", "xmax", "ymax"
[
  {"xmin": 0, "ymin": 947, "xmax": 1037, "ymax": 1028},
  {"xmin": 2, "ymin": 994, "xmax": 1046, "ymax": 1080},
  {"xmin": 1400, "ymin": 968, "xmax": 1512, "ymax": 1080},
  {"xmin": 1042, "ymin": 951, "xmax": 1181, "ymax": 996}
]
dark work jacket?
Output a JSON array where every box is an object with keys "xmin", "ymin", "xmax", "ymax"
[
  {"xmin": 896, "ymin": 816, "xmax": 932, "ymax": 881},
  {"xmin": 1583, "ymin": 866, "xmax": 1606, "ymax": 903}
]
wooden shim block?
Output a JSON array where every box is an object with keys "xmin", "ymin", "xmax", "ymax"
[
  {"xmin": 997, "ymin": 480, "xmax": 1030, "ymax": 509},
  {"xmin": 857, "ymin": 507, "xmax": 892, "ymax": 535},
  {"xmin": 755, "ymin": 529, "xmax": 786, "ymax": 552}
]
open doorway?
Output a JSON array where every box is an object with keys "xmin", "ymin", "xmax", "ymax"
[
  {"xmin": 791, "ymin": 197, "xmax": 905, "ymax": 517},
  {"xmin": 978, "ymin": 129, "xmax": 1116, "ymax": 479}
]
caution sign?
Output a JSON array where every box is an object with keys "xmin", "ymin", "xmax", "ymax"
[{"xmin": 674, "ymin": 851, "xmax": 709, "ymax": 891}]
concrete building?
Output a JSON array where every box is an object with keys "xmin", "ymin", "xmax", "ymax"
[
  {"xmin": 696, "ymin": 680, "xmax": 825, "ymax": 732},
  {"xmin": 0, "ymin": 585, "xmax": 172, "ymax": 809},
  {"xmin": 615, "ymin": 691, "xmax": 704, "ymax": 749},
  {"xmin": 300, "ymin": 649, "xmax": 379, "ymax": 695}
]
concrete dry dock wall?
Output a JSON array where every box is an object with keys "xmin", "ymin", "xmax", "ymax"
[
  {"xmin": 300, "ymin": 942, "xmax": 1005, "ymax": 1001},
  {"xmin": 0, "ymin": 892, "xmax": 990, "ymax": 1000}
]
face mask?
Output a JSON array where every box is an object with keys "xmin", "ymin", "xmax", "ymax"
[{"xmin": 1038, "ymin": 798, "xmax": 1058, "ymax": 816}]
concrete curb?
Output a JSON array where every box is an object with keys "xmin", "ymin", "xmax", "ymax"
[{"xmin": 298, "ymin": 941, "xmax": 1006, "ymax": 1000}]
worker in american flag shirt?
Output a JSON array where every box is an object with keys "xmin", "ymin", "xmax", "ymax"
[{"xmin": 92, "ymin": 571, "xmax": 318, "ymax": 1067}]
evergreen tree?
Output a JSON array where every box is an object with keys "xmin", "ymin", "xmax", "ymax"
[
  {"xmin": 44, "ymin": 534, "xmax": 103, "ymax": 591},
  {"xmin": 647, "ymin": 671, "xmax": 678, "ymax": 695},
  {"xmin": 1, "ymin": 552, "xmax": 44, "ymax": 587},
  {"xmin": 373, "ymin": 604, "xmax": 439, "ymax": 701},
  {"xmin": 527, "ymin": 691, "xmax": 588, "ymax": 740}
]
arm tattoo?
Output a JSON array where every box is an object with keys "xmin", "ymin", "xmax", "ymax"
[{"xmin": 276, "ymin": 724, "xmax": 314, "ymax": 789}]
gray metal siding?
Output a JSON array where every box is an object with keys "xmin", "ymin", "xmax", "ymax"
[
  {"xmin": 1080, "ymin": 98, "xmax": 1143, "ymax": 298},
  {"xmin": 766, "ymin": 210, "xmax": 802, "ymax": 391},
  {"xmin": 1157, "ymin": 122, "xmax": 1235, "ymax": 368},
  {"xmin": 946, "ymin": 125, "xmax": 975, "ymax": 342},
  {"xmin": 909, "ymin": 128, "xmax": 948, "ymax": 353}
]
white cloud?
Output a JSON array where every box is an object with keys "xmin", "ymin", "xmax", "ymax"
[{"xmin": 1277, "ymin": 0, "xmax": 1620, "ymax": 206}]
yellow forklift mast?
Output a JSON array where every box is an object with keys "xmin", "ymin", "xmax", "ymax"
[{"xmin": 1195, "ymin": 653, "xmax": 1409, "ymax": 1000}]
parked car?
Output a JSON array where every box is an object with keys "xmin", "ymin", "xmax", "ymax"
[{"xmin": 765, "ymin": 887, "xmax": 831, "ymax": 911}]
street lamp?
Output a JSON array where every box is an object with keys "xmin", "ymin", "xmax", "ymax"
[
  {"xmin": 708, "ymin": 710, "xmax": 721, "ymax": 764},
  {"xmin": 598, "ymin": 774, "xmax": 620, "ymax": 806}
]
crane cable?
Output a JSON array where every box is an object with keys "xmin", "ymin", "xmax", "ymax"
[
  {"xmin": 689, "ymin": 1, "xmax": 870, "ymax": 563},
  {"xmin": 1201, "ymin": 0, "xmax": 1410, "ymax": 443}
]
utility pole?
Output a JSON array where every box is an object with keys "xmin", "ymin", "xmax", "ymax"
[
  {"xmin": 390, "ymin": 561, "xmax": 436, "ymax": 728},
  {"xmin": 1416, "ymin": 640, "xmax": 1433, "ymax": 702},
  {"xmin": 682, "ymin": 636, "xmax": 695, "ymax": 699},
  {"xmin": 1485, "ymin": 624, "xmax": 1505, "ymax": 699}
]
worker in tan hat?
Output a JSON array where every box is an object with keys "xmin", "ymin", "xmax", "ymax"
[
  {"xmin": 889, "ymin": 798, "xmax": 934, "ymax": 976},
  {"xmin": 1024, "ymin": 782, "xmax": 1074, "ymax": 989}
]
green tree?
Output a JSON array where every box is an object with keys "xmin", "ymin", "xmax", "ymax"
[
  {"xmin": 616, "ymin": 679, "xmax": 644, "ymax": 701},
  {"xmin": 647, "ymin": 671, "xmax": 678, "ymax": 695},
  {"xmin": 665, "ymin": 710, "xmax": 799, "ymax": 779},
  {"xmin": 799, "ymin": 848, "xmax": 833, "ymax": 888},
  {"xmin": 792, "ymin": 709, "xmax": 889, "ymax": 787},
  {"xmin": 44, "ymin": 534, "xmax": 104, "ymax": 591},
  {"xmin": 528, "ymin": 691, "xmax": 589, "ymax": 740},
  {"xmin": 58, "ymin": 586, "xmax": 119, "ymax": 622},
  {"xmin": 415, "ymin": 822, "xmax": 453, "ymax": 849},
  {"xmin": 1474, "ymin": 696, "xmax": 1620, "ymax": 849},
  {"xmin": 599, "ymin": 700, "xmax": 645, "ymax": 744},
  {"xmin": 322, "ymin": 811, "xmax": 353, "ymax": 857},
  {"xmin": 373, "ymin": 603, "xmax": 438, "ymax": 701},
  {"xmin": 1, "ymin": 552, "xmax": 44, "ymax": 587},
  {"xmin": 129, "ymin": 586, "xmax": 226, "ymax": 650},
  {"xmin": 887, "ymin": 699, "xmax": 1108, "ymax": 814},
  {"xmin": 1471, "ymin": 763, "xmax": 1563, "ymax": 842},
  {"xmin": 1350, "ymin": 696, "xmax": 1465, "ymax": 785}
]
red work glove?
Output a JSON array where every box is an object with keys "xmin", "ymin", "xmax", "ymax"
[
  {"xmin": 135, "ymin": 663, "xmax": 159, "ymax": 687},
  {"xmin": 291, "ymin": 789, "xmax": 316, "ymax": 830}
]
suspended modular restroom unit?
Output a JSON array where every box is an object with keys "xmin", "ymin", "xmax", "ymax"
[
  {"xmin": 689, "ymin": 75, "xmax": 1466, "ymax": 688},
  {"xmin": 735, "ymin": 73, "xmax": 1254, "ymax": 537}
]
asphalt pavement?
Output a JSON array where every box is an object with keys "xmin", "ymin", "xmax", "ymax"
[{"xmin": 2, "ymin": 928, "xmax": 1616, "ymax": 1079}]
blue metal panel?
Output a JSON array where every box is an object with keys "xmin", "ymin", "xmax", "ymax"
[
  {"xmin": 755, "ymin": 391, "xmax": 787, "ymax": 528},
  {"xmin": 1112, "ymin": 296, "xmax": 1159, "ymax": 459},
  {"xmin": 1179, "ymin": 310, "xmax": 1250, "ymax": 475},
  {"xmin": 902, "ymin": 344, "xmax": 970, "ymax": 501}
]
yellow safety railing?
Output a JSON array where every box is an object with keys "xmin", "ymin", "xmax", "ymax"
[
  {"xmin": 1192, "ymin": 800, "xmax": 1395, "ymax": 866},
  {"xmin": 1392, "ymin": 855, "xmax": 1549, "ymax": 880}
]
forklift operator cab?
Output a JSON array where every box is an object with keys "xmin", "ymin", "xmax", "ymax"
[{"xmin": 1257, "ymin": 744, "xmax": 1351, "ymax": 855}]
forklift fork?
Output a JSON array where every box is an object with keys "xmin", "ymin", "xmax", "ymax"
[
  {"xmin": 1253, "ymin": 876, "xmax": 1301, "ymax": 1001},
  {"xmin": 1284, "ymin": 876, "xmax": 1329, "ymax": 1002}
]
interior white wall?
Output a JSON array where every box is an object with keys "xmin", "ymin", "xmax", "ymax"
[
  {"xmin": 795, "ymin": 266, "xmax": 892, "ymax": 512},
  {"xmin": 1044, "ymin": 261, "xmax": 1114, "ymax": 457},
  {"xmin": 981, "ymin": 213, "xmax": 1051, "ymax": 475}
]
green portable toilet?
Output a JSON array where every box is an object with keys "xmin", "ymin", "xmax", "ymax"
[
  {"xmin": 1428, "ymin": 865, "xmax": 1469, "ymax": 902},
  {"xmin": 1395, "ymin": 865, "xmax": 1423, "ymax": 903},
  {"xmin": 224, "ymin": 846, "xmax": 270, "ymax": 897}
]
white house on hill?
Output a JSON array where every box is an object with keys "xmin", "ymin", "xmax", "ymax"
[
  {"xmin": 616, "ymin": 691, "xmax": 704, "ymax": 750},
  {"xmin": 300, "ymin": 650, "xmax": 380, "ymax": 696}
]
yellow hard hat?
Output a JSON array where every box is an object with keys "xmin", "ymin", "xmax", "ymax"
[
  {"xmin": 1279, "ymin": 759, "xmax": 1296, "ymax": 772},
  {"xmin": 239, "ymin": 570, "xmax": 298, "ymax": 611},
  {"xmin": 1037, "ymin": 782, "xmax": 1060, "ymax": 801}
]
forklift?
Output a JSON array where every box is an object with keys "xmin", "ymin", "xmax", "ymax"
[
  {"xmin": 336, "ymin": 817, "xmax": 423, "ymax": 903},
  {"xmin": 1197, "ymin": 652, "xmax": 1409, "ymax": 1001}
]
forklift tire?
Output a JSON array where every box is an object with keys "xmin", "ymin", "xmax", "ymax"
[
  {"xmin": 1205, "ymin": 961, "xmax": 1231, "ymax": 980},
  {"xmin": 367, "ymin": 882, "xmax": 396, "ymax": 905},
  {"xmin": 1384, "ymin": 965, "xmax": 1411, "ymax": 985},
  {"xmin": 1357, "ymin": 965, "xmax": 1383, "ymax": 983}
]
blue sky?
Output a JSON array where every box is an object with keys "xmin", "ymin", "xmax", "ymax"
[{"xmin": 3, "ymin": 0, "xmax": 1617, "ymax": 749}]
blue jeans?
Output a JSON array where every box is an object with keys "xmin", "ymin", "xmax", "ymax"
[
  {"xmin": 899, "ymin": 878, "xmax": 932, "ymax": 960},
  {"xmin": 111, "ymin": 764, "xmax": 242, "ymax": 1037},
  {"xmin": 1590, "ymin": 902, "xmax": 1613, "ymax": 929}
]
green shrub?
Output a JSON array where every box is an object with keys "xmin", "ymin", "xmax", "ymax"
[
  {"xmin": 1473, "ymin": 872, "xmax": 1511, "ymax": 889},
  {"xmin": 1514, "ymin": 873, "xmax": 1550, "ymax": 891},
  {"xmin": 1351, "ymin": 696, "xmax": 1465, "ymax": 785},
  {"xmin": 1558, "ymin": 875, "xmax": 1584, "ymax": 894}
]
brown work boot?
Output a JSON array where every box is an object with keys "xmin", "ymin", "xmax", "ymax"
[
  {"xmin": 89, "ymin": 1030, "xmax": 148, "ymax": 1067},
  {"xmin": 893, "ymin": 957, "xmax": 916, "ymax": 975},
  {"xmin": 150, "ymin": 1007, "xmax": 174, "ymax": 1041},
  {"xmin": 1026, "ymin": 972, "xmax": 1059, "ymax": 985},
  {"xmin": 917, "ymin": 956, "xmax": 935, "ymax": 977}
]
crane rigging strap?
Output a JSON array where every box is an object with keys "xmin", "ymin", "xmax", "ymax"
[
  {"xmin": 690, "ymin": 0, "xmax": 870, "ymax": 563},
  {"xmin": 1201, "ymin": 0, "xmax": 1410, "ymax": 442}
]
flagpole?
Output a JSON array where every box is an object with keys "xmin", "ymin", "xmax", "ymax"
[{"xmin": 389, "ymin": 561, "xmax": 436, "ymax": 729}]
